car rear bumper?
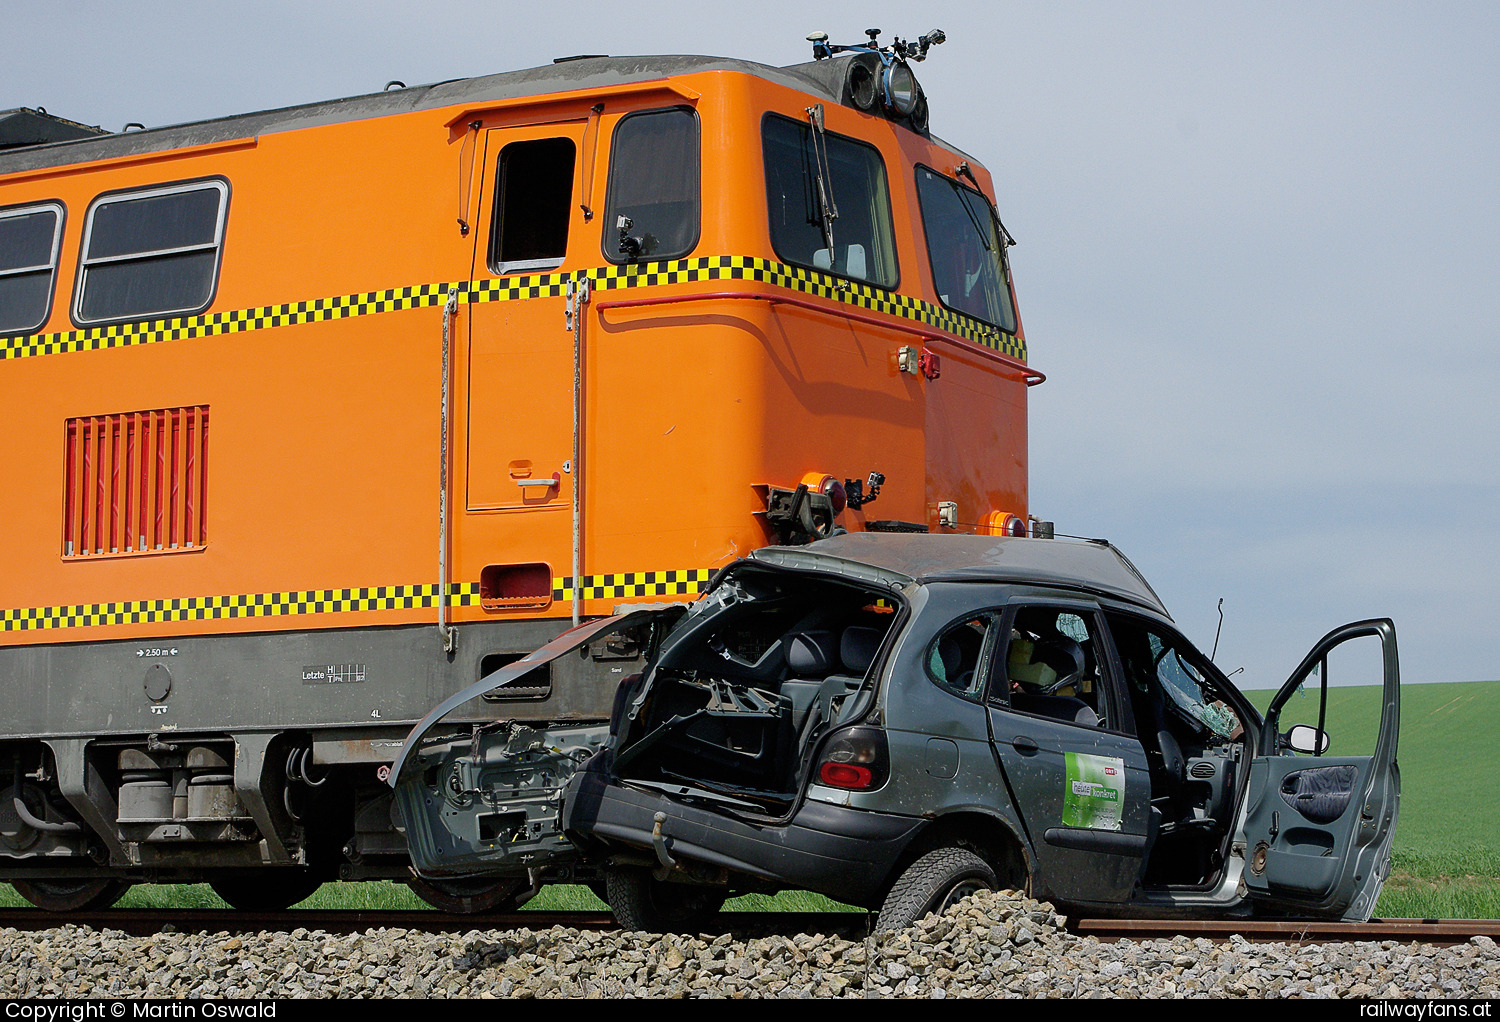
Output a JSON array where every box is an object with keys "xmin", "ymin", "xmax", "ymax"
[{"xmin": 563, "ymin": 768, "xmax": 922, "ymax": 906}]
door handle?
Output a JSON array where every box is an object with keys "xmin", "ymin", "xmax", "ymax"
[
  {"xmin": 514, "ymin": 473, "xmax": 561, "ymax": 489},
  {"xmin": 1010, "ymin": 736, "xmax": 1039, "ymax": 755}
]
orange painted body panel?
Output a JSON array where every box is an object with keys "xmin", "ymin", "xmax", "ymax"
[{"xmin": 0, "ymin": 66, "xmax": 1031, "ymax": 648}]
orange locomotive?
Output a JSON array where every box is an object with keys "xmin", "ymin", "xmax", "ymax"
[{"xmin": 0, "ymin": 34, "xmax": 1038, "ymax": 910}]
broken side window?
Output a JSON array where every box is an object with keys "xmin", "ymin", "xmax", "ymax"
[
  {"xmin": 998, "ymin": 607, "xmax": 1110, "ymax": 730},
  {"xmin": 927, "ymin": 614, "xmax": 997, "ymax": 700}
]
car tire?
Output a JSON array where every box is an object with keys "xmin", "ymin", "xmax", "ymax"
[
  {"xmin": 604, "ymin": 867, "xmax": 726, "ymax": 932},
  {"xmin": 875, "ymin": 847, "xmax": 997, "ymax": 931}
]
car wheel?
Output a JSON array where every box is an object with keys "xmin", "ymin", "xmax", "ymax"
[
  {"xmin": 875, "ymin": 847, "xmax": 997, "ymax": 932},
  {"xmin": 405, "ymin": 875, "xmax": 527, "ymax": 914},
  {"xmin": 210, "ymin": 872, "xmax": 322, "ymax": 911},
  {"xmin": 604, "ymin": 867, "xmax": 726, "ymax": 932},
  {"xmin": 12, "ymin": 878, "xmax": 131, "ymax": 912}
]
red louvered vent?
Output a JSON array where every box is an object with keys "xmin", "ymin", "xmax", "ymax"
[{"xmin": 63, "ymin": 406, "xmax": 209, "ymax": 558}]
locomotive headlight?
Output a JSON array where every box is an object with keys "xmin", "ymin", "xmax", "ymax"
[
  {"xmin": 885, "ymin": 63, "xmax": 919, "ymax": 116},
  {"xmin": 847, "ymin": 57, "xmax": 879, "ymax": 111}
]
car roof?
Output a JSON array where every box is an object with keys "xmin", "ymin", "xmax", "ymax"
[{"xmin": 749, "ymin": 533, "xmax": 1171, "ymax": 617}]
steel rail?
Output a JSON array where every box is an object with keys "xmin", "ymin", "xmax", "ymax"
[
  {"xmin": 0, "ymin": 908, "xmax": 863, "ymax": 938},
  {"xmin": 0, "ymin": 907, "xmax": 1494, "ymax": 946},
  {"xmin": 1071, "ymin": 917, "xmax": 1500, "ymax": 947}
]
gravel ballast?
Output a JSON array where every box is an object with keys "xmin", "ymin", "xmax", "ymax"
[{"xmin": 0, "ymin": 891, "xmax": 1496, "ymax": 998}]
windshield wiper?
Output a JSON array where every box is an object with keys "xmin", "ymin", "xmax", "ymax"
[
  {"xmin": 805, "ymin": 104, "xmax": 839, "ymax": 257},
  {"xmin": 954, "ymin": 184, "xmax": 993, "ymax": 252}
]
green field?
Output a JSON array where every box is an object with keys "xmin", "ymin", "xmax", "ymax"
[{"xmin": 3, "ymin": 681, "xmax": 1495, "ymax": 918}]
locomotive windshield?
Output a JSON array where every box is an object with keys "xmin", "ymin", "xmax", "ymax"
[{"xmin": 916, "ymin": 166, "xmax": 1016, "ymax": 332}]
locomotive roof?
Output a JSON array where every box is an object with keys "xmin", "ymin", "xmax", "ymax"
[{"xmin": 0, "ymin": 54, "xmax": 925, "ymax": 174}]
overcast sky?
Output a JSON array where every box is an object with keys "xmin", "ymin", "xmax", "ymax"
[{"xmin": 9, "ymin": 2, "xmax": 1497, "ymax": 689}]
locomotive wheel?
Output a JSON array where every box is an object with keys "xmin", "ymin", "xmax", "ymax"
[
  {"xmin": 210, "ymin": 872, "xmax": 322, "ymax": 911},
  {"xmin": 406, "ymin": 875, "xmax": 526, "ymax": 914},
  {"xmin": 12, "ymin": 878, "xmax": 132, "ymax": 912}
]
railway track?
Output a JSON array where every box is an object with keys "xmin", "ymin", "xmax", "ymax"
[{"xmin": 0, "ymin": 907, "xmax": 1496, "ymax": 946}]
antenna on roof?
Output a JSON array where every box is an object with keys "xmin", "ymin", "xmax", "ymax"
[{"xmin": 1211, "ymin": 598, "xmax": 1225, "ymax": 661}]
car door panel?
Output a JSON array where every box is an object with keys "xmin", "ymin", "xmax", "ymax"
[
  {"xmin": 989, "ymin": 706, "xmax": 1153, "ymax": 904},
  {"xmin": 1242, "ymin": 619, "xmax": 1400, "ymax": 920}
]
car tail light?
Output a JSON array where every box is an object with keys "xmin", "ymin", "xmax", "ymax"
[
  {"xmin": 815, "ymin": 726, "xmax": 889, "ymax": 791},
  {"xmin": 800, "ymin": 472, "xmax": 847, "ymax": 516},
  {"xmin": 819, "ymin": 762, "xmax": 872, "ymax": 788}
]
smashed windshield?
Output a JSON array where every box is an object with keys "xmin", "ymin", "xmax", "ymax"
[
  {"xmin": 1148, "ymin": 635, "xmax": 1240, "ymax": 739},
  {"xmin": 915, "ymin": 167, "xmax": 1016, "ymax": 333}
]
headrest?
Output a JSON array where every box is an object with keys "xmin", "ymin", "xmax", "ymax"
[
  {"xmin": 785, "ymin": 631, "xmax": 837, "ymax": 675},
  {"xmin": 840, "ymin": 626, "xmax": 883, "ymax": 674},
  {"xmin": 938, "ymin": 635, "xmax": 964, "ymax": 678}
]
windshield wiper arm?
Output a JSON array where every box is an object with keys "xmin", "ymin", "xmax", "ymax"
[{"xmin": 805, "ymin": 104, "xmax": 839, "ymax": 256}]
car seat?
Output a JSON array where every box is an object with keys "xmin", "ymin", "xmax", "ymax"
[
  {"xmin": 798, "ymin": 625, "xmax": 883, "ymax": 750},
  {"xmin": 780, "ymin": 630, "xmax": 838, "ymax": 729}
]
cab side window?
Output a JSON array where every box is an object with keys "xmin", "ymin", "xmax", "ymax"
[
  {"xmin": 489, "ymin": 137, "xmax": 576, "ymax": 274},
  {"xmin": 603, "ymin": 107, "xmax": 700, "ymax": 263},
  {"xmin": 925, "ymin": 615, "xmax": 995, "ymax": 699},
  {"xmin": 915, "ymin": 167, "xmax": 1016, "ymax": 332},
  {"xmin": 996, "ymin": 607, "xmax": 1110, "ymax": 729}
]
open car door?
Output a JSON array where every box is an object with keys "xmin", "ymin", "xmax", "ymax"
[{"xmin": 1241, "ymin": 619, "xmax": 1400, "ymax": 921}]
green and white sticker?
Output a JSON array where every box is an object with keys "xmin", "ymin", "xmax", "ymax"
[{"xmin": 1062, "ymin": 753, "xmax": 1124, "ymax": 831}]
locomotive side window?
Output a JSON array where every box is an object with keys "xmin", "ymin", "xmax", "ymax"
[
  {"xmin": 74, "ymin": 179, "xmax": 228, "ymax": 325},
  {"xmin": 603, "ymin": 107, "xmax": 700, "ymax": 263},
  {"xmin": 915, "ymin": 167, "xmax": 1016, "ymax": 333},
  {"xmin": 490, "ymin": 137, "xmax": 576, "ymax": 273},
  {"xmin": 762, "ymin": 113, "xmax": 897, "ymax": 288},
  {"xmin": 0, "ymin": 202, "xmax": 64, "ymax": 336}
]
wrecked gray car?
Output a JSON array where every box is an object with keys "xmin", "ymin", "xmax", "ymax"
[{"xmin": 389, "ymin": 534, "xmax": 1400, "ymax": 931}]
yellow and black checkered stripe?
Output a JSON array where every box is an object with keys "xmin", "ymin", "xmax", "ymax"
[
  {"xmin": 1, "ymin": 570, "xmax": 713, "ymax": 632},
  {"xmin": 553, "ymin": 568, "xmax": 713, "ymax": 602},
  {"xmin": 0, "ymin": 283, "xmax": 460, "ymax": 361},
  {"xmin": 2, "ymin": 256, "xmax": 1024, "ymax": 363}
]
